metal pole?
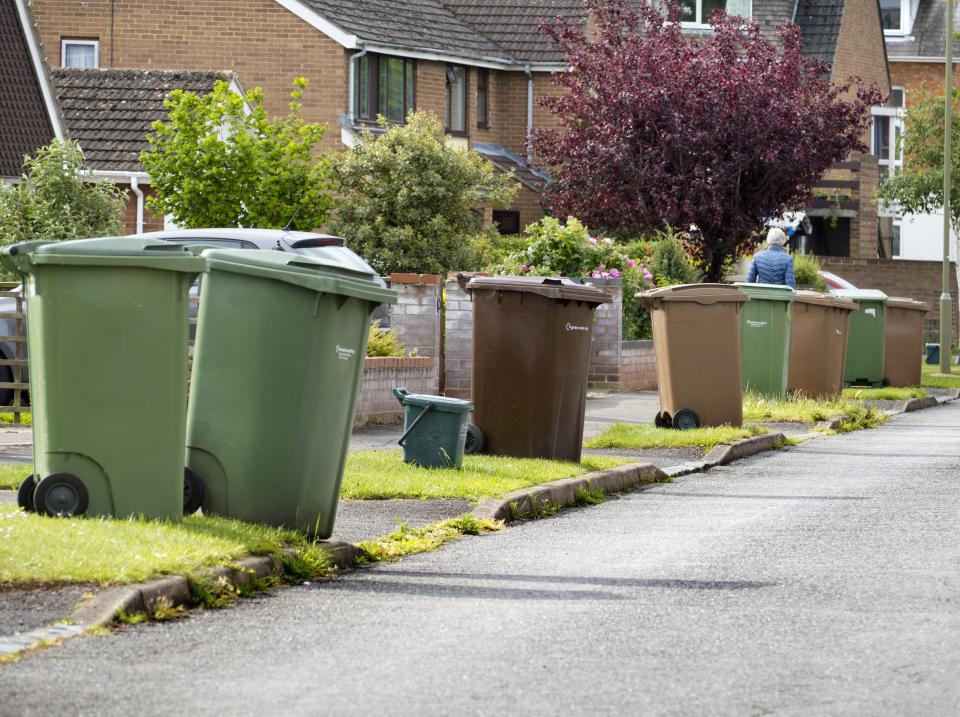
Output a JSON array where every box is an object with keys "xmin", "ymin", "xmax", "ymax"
[{"xmin": 939, "ymin": 0, "xmax": 955, "ymax": 374}]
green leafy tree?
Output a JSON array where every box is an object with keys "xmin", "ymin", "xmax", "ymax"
[
  {"xmin": 877, "ymin": 84, "xmax": 960, "ymax": 243},
  {"xmin": 330, "ymin": 111, "xmax": 518, "ymax": 274},
  {"xmin": 141, "ymin": 78, "xmax": 334, "ymax": 230},
  {"xmin": 0, "ymin": 139, "xmax": 126, "ymax": 248},
  {"xmin": 649, "ymin": 227, "xmax": 701, "ymax": 286}
]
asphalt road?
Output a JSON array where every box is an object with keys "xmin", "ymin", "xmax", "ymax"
[{"xmin": 2, "ymin": 403, "xmax": 959, "ymax": 715}]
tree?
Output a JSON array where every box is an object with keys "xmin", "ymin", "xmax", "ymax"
[
  {"xmin": 330, "ymin": 111, "xmax": 518, "ymax": 275},
  {"xmin": 141, "ymin": 78, "xmax": 334, "ymax": 230},
  {"xmin": 0, "ymin": 139, "xmax": 126, "ymax": 248},
  {"xmin": 877, "ymin": 85, "xmax": 960, "ymax": 242},
  {"xmin": 532, "ymin": 0, "xmax": 881, "ymax": 281}
]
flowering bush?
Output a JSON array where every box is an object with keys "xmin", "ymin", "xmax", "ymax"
[{"xmin": 499, "ymin": 216, "xmax": 657, "ymax": 339}]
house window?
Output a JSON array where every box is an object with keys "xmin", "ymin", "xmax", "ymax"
[
  {"xmin": 679, "ymin": 0, "xmax": 751, "ymax": 25},
  {"xmin": 880, "ymin": 0, "xmax": 911, "ymax": 34},
  {"xmin": 492, "ymin": 210, "xmax": 520, "ymax": 235},
  {"xmin": 446, "ymin": 64, "xmax": 467, "ymax": 134},
  {"xmin": 61, "ymin": 39, "xmax": 99, "ymax": 68},
  {"xmin": 891, "ymin": 221, "xmax": 902, "ymax": 257},
  {"xmin": 356, "ymin": 54, "xmax": 415, "ymax": 124},
  {"xmin": 872, "ymin": 88, "xmax": 906, "ymax": 184},
  {"xmin": 476, "ymin": 68, "xmax": 489, "ymax": 129}
]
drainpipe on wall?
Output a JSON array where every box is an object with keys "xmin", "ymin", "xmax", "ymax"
[
  {"xmin": 347, "ymin": 44, "xmax": 368, "ymax": 125},
  {"xmin": 525, "ymin": 64, "xmax": 534, "ymax": 157},
  {"xmin": 130, "ymin": 175, "xmax": 144, "ymax": 234}
]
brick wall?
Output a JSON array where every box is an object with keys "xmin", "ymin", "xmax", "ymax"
[
  {"xmin": 354, "ymin": 357, "xmax": 436, "ymax": 426},
  {"xmin": 819, "ymin": 257, "xmax": 959, "ymax": 340},
  {"xmin": 832, "ymin": 0, "xmax": 891, "ymax": 103},
  {"xmin": 584, "ymin": 279, "xmax": 622, "ymax": 386},
  {"xmin": 889, "ymin": 61, "xmax": 960, "ymax": 93},
  {"xmin": 443, "ymin": 274, "xmax": 474, "ymax": 399},
  {"xmin": 620, "ymin": 341, "xmax": 658, "ymax": 390},
  {"xmin": 119, "ymin": 184, "xmax": 164, "ymax": 234},
  {"xmin": 387, "ymin": 273, "xmax": 442, "ymax": 368}
]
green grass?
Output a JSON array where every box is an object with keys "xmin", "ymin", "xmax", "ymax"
[
  {"xmin": 842, "ymin": 386, "xmax": 928, "ymax": 401},
  {"xmin": 0, "ymin": 463, "xmax": 31, "ymax": 490},
  {"xmin": 0, "ymin": 504, "xmax": 333, "ymax": 586},
  {"xmin": 356, "ymin": 514, "xmax": 502, "ymax": 564},
  {"xmin": 743, "ymin": 393, "xmax": 862, "ymax": 423},
  {"xmin": 921, "ymin": 362, "xmax": 960, "ymax": 388},
  {"xmin": 0, "ymin": 412, "xmax": 31, "ymax": 425},
  {"xmin": 584, "ymin": 423, "xmax": 766, "ymax": 450},
  {"xmin": 818, "ymin": 405, "xmax": 888, "ymax": 434},
  {"xmin": 340, "ymin": 450, "xmax": 627, "ymax": 501}
]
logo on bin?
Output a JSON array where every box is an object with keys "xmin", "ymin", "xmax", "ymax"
[
  {"xmin": 746, "ymin": 320, "xmax": 768, "ymax": 328},
  {"xmin": 565, "ymin": 323, "xmax": 589, "ymax": 332},
  {"xmin": 336, "ymin": 345, "xmax": 356, "ymax": 361}
]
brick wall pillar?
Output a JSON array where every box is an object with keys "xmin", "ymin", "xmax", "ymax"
[
  {"xmin": 387, "ymin": 273, "xmax": 443, "ymax": 394},
  {"xmin": 852, "ymin": 153, "xmax": 881, "ymax": 259},
  {"xmin": 443, "ymin": 274, "xmax": 475, "ymax": 398},
  {"xmin": 583, "ymin": 278, "xmax": 623, "ymax": 387}
]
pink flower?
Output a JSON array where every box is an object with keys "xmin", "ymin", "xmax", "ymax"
[
  {"xmin": 591, "ymin": 271, "xmax": 602, "ymax": 278},
  {"xmin": 627, "ymin": 258, "xmax": 636, "ymax": 268},
  {"xmin": 603, "ymin": 238, "xmax": 612, "ymax": 245},
  {"xmin": 588, "ymin": 237, "xmax": 598, "ymax": 245},
  {"xmin": 601, "ymin": 271, "xmax": 611, "ymax": 279},
  {"xmin": 520, "ymin": 264, "xmax": 529, "ymax": 273},
  {"xmin": 610, "ymin": 268, "xmax": 621, "ymax": 278}
]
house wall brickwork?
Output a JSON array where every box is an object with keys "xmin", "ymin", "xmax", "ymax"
[
  {"xmin": 119, "ymin": 184, "xmax": 164, "ymax": 234},
  {"xmin": 889, "ymin": 61, "xmax": 960, "ymax": 93},
  {"xmin": 832, "ymin": 0, "xmax": 891, "ymax": 103}
]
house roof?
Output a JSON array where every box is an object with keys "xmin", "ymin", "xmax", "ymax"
[
  {"xmin": 0, "ymin": 0, "xmax": 61, "ymax": 177},
  {"xmin": 472, "ymin": 142, "xmax": 550, "ymax": 191},
  {"xmin": 886, "ymin": 0, "xmax": 960, "ymax": 59},
  {"xmin": 51, "ymin": 68, "xmax": 233, "ymax": 173},
  {"xmin": 793, "ymin": 0, "xmax": 845, "ymax": 65}
]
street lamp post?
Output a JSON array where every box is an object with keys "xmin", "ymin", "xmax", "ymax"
[{"xmin": 939, "ymin": 0, "xmax": 955, "ymax": 374}]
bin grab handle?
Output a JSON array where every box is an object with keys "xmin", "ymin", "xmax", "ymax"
[{"xmin": 398, "ymin": 402, "xmax": 434, "ymax": 447}]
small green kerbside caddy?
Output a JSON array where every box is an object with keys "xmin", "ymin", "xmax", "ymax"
[
  {"xmin": 734, "ymin": 283, "xmax": 795, "ymax": 396},
  {"xmin": 393, "ymin": 388, "xmax": 473, "ymax": 468},
  {"xmin": 186, "ymin": 248, "xmax": 395, "ymax": 538},
  {"xmin": 1, "ymin": 238, "xmax": 204, "ymax": 519}
]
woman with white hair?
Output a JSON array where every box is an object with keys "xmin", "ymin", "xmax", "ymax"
[{"xmin": 746, "ymin": 228, "xmax": 796, "ymax": 288}]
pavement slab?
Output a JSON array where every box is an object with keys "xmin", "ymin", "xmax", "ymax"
[
  {"xmin": 0, "ymin": 584, "xmax": 93, "ymax": 636},
  {"xmin": 331, "ymin": 498, "xmax": 474, "ymax": 545}
]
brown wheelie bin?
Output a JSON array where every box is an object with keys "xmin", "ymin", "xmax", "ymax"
[
  {"xmin": 788, "ymin": 291, "xmax": 857, "ymax": 397},
  {"xmin": 883, "ymin": 297, "xmax": 928, "ymax": 387},
  {"xmin": 638, "ymin": 284, "xmax": 748, "ymax": 429},
  {"xmin": 466, "ymin": 276, "xmax": 610, "ymax": 462}
]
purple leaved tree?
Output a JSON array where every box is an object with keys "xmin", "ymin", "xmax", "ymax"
[{"xmin": 532, "ymin": 0, "xmax": 882, "ymax": 281}]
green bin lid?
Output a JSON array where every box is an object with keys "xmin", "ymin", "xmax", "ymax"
[
  {"xmin": 203, "ymin": 249, "xmax": 397, "ymax": 305},
  {"xmin": 833, "ymin": 289, "xmax": 888, "ymax": 304},
  {"xmin": 393, "ymin": 388, "xmax": 473, "ymax": 413},
  {"xmin": 637, "ymin": 283, "xmax": 748, "ymax": 308},
  {"xmin": 6, "ymin": 237, "xmax": 206, "ymax": 273},
  {"xmin": 466, "ymin": 276, "xmax": 610, "ymax": 305},
  {"xmin": 793, "ymin": 290, "xmax": 857, "ymax": 310},
  {"xmin": 733, "ymin": 282, "xmax": 796, "ymax": 301}
]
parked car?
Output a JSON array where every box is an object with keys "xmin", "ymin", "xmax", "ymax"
[{"xmin": 818, "ymin": 270, "xmax": 858, "ymax": 292}]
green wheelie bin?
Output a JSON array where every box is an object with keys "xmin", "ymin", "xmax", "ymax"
[
  {"xmin": 1, "ymin": 238, "xmax": 205, "ymax": 519},
  {"xmin": 834, "ymin": 289, "xmax": 889, "ymax": 386},
  {"xmin": 393, "ymin": 388, "xmax": 473, "ymax": 469},
  {"xmin": 734, "ymin": 283, "xmax": 795, "ymax": 396},
  {"xmin": 186, "ymin": 248, "xmax": 396, "ymax": 538}
]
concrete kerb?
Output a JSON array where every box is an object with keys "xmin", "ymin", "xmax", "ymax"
[{"xmin": 703, "ymin": 432, "xmax": 787, "ymax": 466}]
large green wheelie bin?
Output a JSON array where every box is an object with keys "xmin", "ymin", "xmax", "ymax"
[
  {"xmin": 734, "ymin": 283, "xmax": 795, "ymax": 396},
  {"xmin": 834, "ymin": 289, "xmax": 889, "ymax": 386},
  {"xmin": 1, "ymin": 238, "xmax": 204, "ymax": 519},
  {"xmin": 186, "ymin": 248, "xmax": 396, "ymax": 538}
]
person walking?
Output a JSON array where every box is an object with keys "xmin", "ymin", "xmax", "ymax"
[{"xmin": 746, "ymin": 228, "xmax": 796, "ymax": 288}]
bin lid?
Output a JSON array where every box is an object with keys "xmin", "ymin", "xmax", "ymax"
[
  {"xmin": 793, "ymin": 290, "xmax": 857, "ymax": 310},
  {"xmin": 886, "ymin": 296, "xmax": 929, "ymax": 312},
  {"xmin": 833, "ymin": 289, "xmax": 888, "ymax": 304},
  {"xmin": 7, "ymin": 237, "xmax": 207, "ymax": 273},
  {"xmin": 465, "ymin": 276, "xmax": 610, "ymax": 305},
  {"xmin": 202, "ymin": 249, "xmax": 397, "ymax": 305},
  {"xmin": 636, "ymin": 283, "xmax": 748, "ymax": 308},
  {"xmin": 733, "ymin": 282, "xmax": 796, "ymax": 301},
  {"xmin": 394, "ymin": 389, "xmax": 473, "ymax": 414}
]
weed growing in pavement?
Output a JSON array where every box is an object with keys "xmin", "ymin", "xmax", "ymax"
[
  {"xmin": 575, "ymin": 487, "xmax": 606, "ymax": 505},
  {"xmin": 280, "ymin": 547, "xmax": 334, "ymax": 582},
  {"xmin": 356, "ymin": 515, "xmax": 502, "ymax": 565},
  {"xmin": 115, "ymin": 608, "xmax": 149, "ymax": 625},
  {"xmin": 187, "ymin": 574, "xmax": 241, "ymax": 609},
  {"xmin": 829, "ymin": 406, "xmax": 887, "ymax": 433}
]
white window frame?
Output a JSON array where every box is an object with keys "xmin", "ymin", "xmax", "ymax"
[
  {"xmin": 872, "ymin": 101, "xmax": 906, "ymax": 217},
  {"xmin": 880, "ymin": 0, "xmax": 913, "ymax": 36},
  {"xmin": 61, "ymin": 38, "xmax": 99, "ymax": 68},
  {"xmin": 679, "ymin": 0, "xmax": 752, "ymax": 28}
]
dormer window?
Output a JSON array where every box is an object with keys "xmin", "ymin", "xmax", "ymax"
[
  {"xmin": 679, "ymin": 0, "xmax": 751, "ymax": 26},
  {"xmin": 880, "ymin": 0, "xmax": 911, "ymax": 34}
]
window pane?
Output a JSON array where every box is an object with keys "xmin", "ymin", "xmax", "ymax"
[
  {"xmin": 678, "ymin": 1, "xmax": 696, "ymax": 21},
  {"xmin": 405, "ymin": 61, "xmax": 414, "ymax": 116},
  {"xmin": 446, "ymin": 65, "xmax": 466, "ymax": 132},
  {"xmin": 879, "ymin": 0, "xmax": 901, "ymax": 30},
  {"xmin": 477, "ymin": 69, "xmax": 488, "ymax": 127},
  {"xmin": 357, "ymin": 55, "xmax": 369, "ymax": 118},
  {"xmin": 873, "ymin": 116, "xmax": 890, "ymax": 158},
  {"xmin": 724, "ymin": 0, "xmax": 751, "ymax": 18},
  {"xmin": 890, "ymin": 88, "xmax": 905, "ymax": 108},
  {"xmin": 63, "ymin": 43, "xmax": 96, "ymax": 68},
  {"xmin": 702, "ymin": 0, "xmax": 726, "ymax": 22},
  {"xmin": 379, "ymin": 57, "xmax": 404, "ymax": 122}
]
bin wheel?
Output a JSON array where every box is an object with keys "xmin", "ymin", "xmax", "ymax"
[
  {"xmin": 464, "ymin": 424, "xmax": 484, "ymax": 455},
  {"xmin": 183, "ymin": 467, "xmax": 204, "ymax": 515},
  {"xmin": 34, "ymin": 473, "xmax": 88, "ymax": 517},
  {"xmin": 654, "ymin": 413, "xmax": 666, "ymax": 428},
  {"xmin": 881, "ymin": 378, "xmax": 891, "ymax": 388},
  {"xmin": 672, "ymin": 409, "xmax": 700, "ymax": 431},
  {"xmin": 16, "ymin": 474, "xmax": 37, "ymax": 512}
]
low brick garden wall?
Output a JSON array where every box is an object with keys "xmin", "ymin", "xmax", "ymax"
[{"xmin": 354, "ymin": 357, "xmax": 437, "ymax": 427}]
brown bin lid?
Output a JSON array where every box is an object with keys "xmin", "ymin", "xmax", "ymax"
[
  {"xmin": 886, "ymin": 296, "xmax": 929, "ymax": 312},
  {"xmin": 793, "ymin": 290, "xmax": 858, "ymax": 310},
  {"xmin": 636, "ymin": 283, "xmax": 748, "ymax": 308},
  {"xmin": 466, "ymin": 275, "xmax": 611, "ymax": 304}
]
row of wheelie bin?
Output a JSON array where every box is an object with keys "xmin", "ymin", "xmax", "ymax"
[
  {"xmin": 2, "ymin": 237, "xmax": 396, "ymax": 537},
  {"xmin": 639, "ymin": 283, "xmax": 928, "ymax": 429}
]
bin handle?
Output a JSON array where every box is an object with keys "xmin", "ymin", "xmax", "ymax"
[
  {"xmin": 392, "ymin": 387, "xmax": 410, "ymax": 404},
  {"xmin": 398, "ymin": 402, "xmax": 434, "ymax": 447}
]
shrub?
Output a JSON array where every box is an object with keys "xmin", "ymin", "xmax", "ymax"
[
  {"xmin": 649, "ymin": 227, "xmax": 702, "ymax": 286},
  {"xmin": 792, "ymin": 253, "xmax": 828, "ymax": 291},
  {"xmin": 366, "ymin": 321, "xmax": 408, "ymax": 357}
]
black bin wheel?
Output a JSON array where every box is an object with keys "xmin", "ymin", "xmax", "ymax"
[
  {"xmin": 881, "ymin": 378, "xmax": 891, "ymax": 388},
  {"xmin": 183, "ymin": 467, "xmax": 204, "ymax": 515},
  {"xmin": 464, "ymin": 423, "xmax": 484, "ymax": 455},
  {"xmin": 16, "ymin": 474, "xmax": 37, "ymax": 512},
  {"xmin": 672, "ymin": 408, "xmax": 701, "ymax": 431},
  {"xmin": 654, "ymin": 413, "xmax": 667, "ymax": 428},
  {"xmin": 34, "ymin": 473, "xmax": 89, "ymax": 517}
]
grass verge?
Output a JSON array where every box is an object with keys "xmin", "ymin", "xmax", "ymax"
[
  {"xmin": 340, "ymin": 450, "xmax": 627, "ymax": 501},
  {"xmin": 842, "ymin": 387, "xmax": 927, "ymax": 401},
  {"xmin": 584, "ymin": 423, "xmax": 765, "ymax": 450},
  {"xmin": 921, "ymin": 362, "xmax": 960, "ymax": 389},
  {"xmin": 0, "ymin": 463, "xmax": 31, "ymax": 490},
  {"xmin": 356, "ymin": 514, "xmax": 502, "ymax": 564},
  {"xmin": 742, "ymin": 392, "xmax": 862, "ymax": 423},
  {"xmin": 0, "ymin": 412, "xmax": 31, "ymax": 425},
  {"xmin": 0, "ymin": 504, "xmax": 333, "ymax": 586}
]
